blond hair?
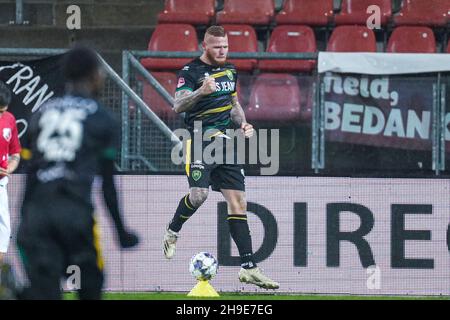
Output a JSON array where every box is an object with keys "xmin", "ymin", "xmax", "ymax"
[{"xmin": 205, "ymin": 25, "xmax": 226, "ymax": 38}]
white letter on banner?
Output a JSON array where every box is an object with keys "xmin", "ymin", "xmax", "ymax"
[
  {"xmin": 66, "ymin": 5, "xmax": 81, "ymax": 30},
  {"xmin": 362, "ymin": 106, "xmax": 385, "ymax": 135},
  {"xmin": 323, "ymin": 75, "xmax": 343, "ymax": 94},
  {"xmin": 343, "ymin": 77, "xmax": 359, "ymax": 96},
  {"xmin": 6, "ymin": 66, "xmax": 33, "ymax": 92},
  {"xmin": 384, "ymin": 109, "xmax": 406, "ymax": 137},
  {"xmin": 406, "ymin": 110, "xmax": 430, "ymax": 139},
  {"xmin": 370, "ymin": 78, "xmax": 390, "ymax": 101},
  {"xmin": 17, "ymin": 76, "xmax": 54, "ymax": 112},
  {"xmin": 360, "ymin": 76, "xmax": 371, "ymax": 98},
  {"xmin": 341, "ymin": 104, "xmax": 363, "ymax": 133},
  {"xmin": 325, "ymin": 102, "xmax": 341, "ymax": 130}
]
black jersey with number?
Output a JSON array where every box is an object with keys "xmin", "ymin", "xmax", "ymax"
[
  {"xmin": 176, "ymin": 58, "xmax": 238, "ymax": 132},
  {"xmin": 22, "ymin": 94, "xmax": 120, "ymax": 205}
]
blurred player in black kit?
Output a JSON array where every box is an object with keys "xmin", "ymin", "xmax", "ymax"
[{"xmin": 13, "ymin": 46, "xmax": 139, "ymax": 300}]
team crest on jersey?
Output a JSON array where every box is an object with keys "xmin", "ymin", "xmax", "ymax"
[
  {"xmin": 2, "ymin": 128, "xmax": 11, "ymax": 142},
  {"xmin": 177, "ymin": 77, "xmax": 185, "ymax": 88},
  {"xmin": 226, "ymin": 70, "xmax": 234, "ymax": 81}
]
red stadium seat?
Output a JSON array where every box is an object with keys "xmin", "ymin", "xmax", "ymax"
[
  {"xmin": 216, "ymin": 0, "xmax": 275, "ymax": 25},
  {"xmin": 158, "ymin": 0, "xmax": 215, "ymax": 25},
  {"xmin": 141, "ymin": 24, "xmax": 198, "ymax": 71},
  {"xmin": 276, "ymin": 0, "xmax": 334, "ymax": 26},
  {"xmin": 223, "ymin": 25, "xmax": 258, "ymax": 72},
  {"xmin": 258, "ymin": 25, "xmax": 317, "ymax": 72},
  {"xmin": 335, "ymin": 0, "xmax": 392, "ymax": 26},
  {"xmin": 142, "ymin": 72, "xmax": 177, "ymax": 120},
  {"xmin": 327, "ymin": 26, "xmax": 377, "ymax": 52},
  {"xmin": 394, "ymin": 0, "xmax": 450, "ymax": 27},
  {"xmin": 246, "ymin": 74, "xmax": 303, "ymax": 122},
  {"xmin": 387, "ymin": 27, "xmax": 436, "ymax": 53}
]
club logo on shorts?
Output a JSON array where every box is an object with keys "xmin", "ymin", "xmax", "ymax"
[
  {"xmin": 2, "ymin": 128, "xmax": 11, "ymax": 142},
  {"xmin": 192, "ymin": 170, "xmax": 202, "ymax": 181},
  {"xmin": 177, "ymin": 77, "xmax": 185, "ymax": 88}
]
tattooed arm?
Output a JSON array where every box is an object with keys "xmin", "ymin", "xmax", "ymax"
[
  {"xmin": 231, "ymin": 95, "xmax": 254, "ymax": 138},
  {"xmin": 173, "ymin": 77, "xmax": 216, "ymax": 113},
  {"xmin": 0, "ymin": 153, "xmax": 20, "ymax": 177},
  {"xmin": 7, "ymin": 154, "xmax": 20, "ymax": 174},
  {"xmin": 173, "ymin": 89, "xmax": 204, "ymax": 114},
  {"xmin": 230, "ymin": 95, "xmax": 247, "ymax": 127}
]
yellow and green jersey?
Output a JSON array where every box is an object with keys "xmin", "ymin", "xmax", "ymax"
[{"xmin": 176, "ymin": 58, "xmax": 238, "ymax": 132}]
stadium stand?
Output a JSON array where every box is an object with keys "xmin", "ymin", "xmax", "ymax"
[
  {"xmin": 387, "ymin": 26, "xmax": 437, "ymax": 53},
  {"xmin": 327, "ymin": 26, "xmax": 377, "ymax": 52},
  {"xmin": 141, "ymin": 24, "xmax": 198, "ymax": 71},
  {"xmin": 157, "ymin": 0, "xmax": 216, "ymax": 25},
  {"xmin": 216, "ymin": 0, "xmax": 275, "ymax": 25},
  {"xmin": 223, "ymin": 25, "xmax": 258, "ymax": 72},
  {"xmin": 335, "ymin": 0, "xmax": 393, "ymax": 26},
  {"xmin": 393, "ymin": 0, "xmax": 450, "ymax": 27},
  {"xmin": 275, "ymin": 0, "xmax": 334, "ymax": 26},
  {"xmin": 447, "ymin": 42, "xmax": 450, "ymax": 53},
  {"xmin": 258, "ymin": 25, "xmax": 317, "ymax": 72},
  {"xmin": 142, "ymin": 72, "xmax": 178, "ymax": 120},
  {"xmin": 246, "ymin": 73, "xmax": 303, "ymax": 122}
]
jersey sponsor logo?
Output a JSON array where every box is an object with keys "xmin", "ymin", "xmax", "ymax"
[
  {"xmin": 177, "ymin": 77, "xmax": 186, "ymax": 88},
  {"xmin": 214, "ymin": 81, "xmax": 236, "ymax": 92},
  {"xmin": 2, "ymin": 128, "xmax": 11, "ymax": 142},
  {"xmin": 182, "ymin": 66, "xmax": 190, "ymax": 71}
]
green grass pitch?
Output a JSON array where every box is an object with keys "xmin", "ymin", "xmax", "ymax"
[{"xmin": 64, "ymin": 292, "xmax": 450, "ymax": 300}]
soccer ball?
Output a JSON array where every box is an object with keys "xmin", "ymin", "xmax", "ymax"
[{"xmin": 189, "ymin": 252, "xmax": 218, "ymax": 281}]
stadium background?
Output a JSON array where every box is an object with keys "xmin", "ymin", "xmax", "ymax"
[{"xmin": 0, "ymin": 0, "xmax": 449, "ymax": 297}]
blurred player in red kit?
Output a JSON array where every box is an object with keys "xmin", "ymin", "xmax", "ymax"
[{"xmin": 0, "ymin": 81, "xmax": 21, "ymax": 265}]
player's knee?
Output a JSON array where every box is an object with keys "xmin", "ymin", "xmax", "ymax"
[
  {"xmin": 228, "ymin": 195, "xmax": 246, "ymax": 214},
  {"xmin": 189, "ymin": 188, "xmax": 209, "ymax": 208}
]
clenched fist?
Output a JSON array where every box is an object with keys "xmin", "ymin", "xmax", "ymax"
[
  {"xmin": 241, "ymin": 122, "xmax": 254, "ymax": 138},
  {"xmin": 200, "ymin": 76, "xmax": 217, "ymax": 96}
]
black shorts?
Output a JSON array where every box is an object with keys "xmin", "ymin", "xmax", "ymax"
[
  {"xmin": 185, "ymin": 136, "xmax": 245, "ymax": 192},
  {"xmin": 17, "ymin": 193, "xmax": 104, "ymax": 300}
]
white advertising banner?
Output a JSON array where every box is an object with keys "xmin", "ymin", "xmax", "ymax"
[
  {"xmin": 6, "ymin": 175, "xmax": 450, "ymax": 296},
  {"xmin": 318, "ymin": 52, "xmax": 450, "ymax": 75}
]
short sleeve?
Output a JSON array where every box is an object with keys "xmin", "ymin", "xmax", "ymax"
[
  {"xmin": 176, "ymin": 66, "xmax": 197, "ymax": 93},
  {"xmin": 9, "ymin": 117, "xmax": 21, "ymax": 155}
]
